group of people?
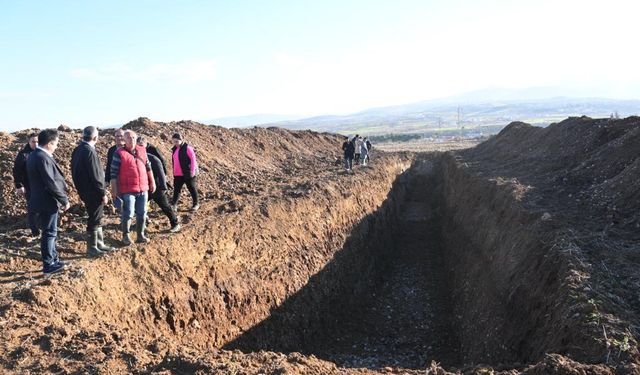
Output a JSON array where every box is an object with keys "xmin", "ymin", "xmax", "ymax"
[
  {"xmin": 12, "ymin": 127, "xmax": 200, "ymax": 275},
  {"xmin": 341, "ymin": 134, "xmax": 372, "ymax": 171}
]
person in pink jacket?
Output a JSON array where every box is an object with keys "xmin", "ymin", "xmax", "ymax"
[{"xmin": 170, "ymin": 133, "xmax": 200, "ymax": 211}]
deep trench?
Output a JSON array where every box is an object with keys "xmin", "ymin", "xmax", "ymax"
[
  {"xmin": 219, "ymin": 154, "xmax": 592, "ymax": 370},
  {"xmin": 225, "ymin": 158, "xmax": 462, "ymax": 369}
]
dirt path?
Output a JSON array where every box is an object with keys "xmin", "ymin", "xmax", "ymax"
[{"xmin": 318, "ymin": 172, "xmax": 459, "ymax": 370}]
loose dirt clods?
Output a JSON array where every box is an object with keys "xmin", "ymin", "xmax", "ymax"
[{"xmin": 0, "ymin": 116, "xmax": 639, "ymax": 374}]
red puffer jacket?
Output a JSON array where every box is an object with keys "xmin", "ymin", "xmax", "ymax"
[{"xmin": 116, "ymin": 146, "xmax": 150, "ymax": 194}]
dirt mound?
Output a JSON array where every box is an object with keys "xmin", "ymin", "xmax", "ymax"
[{"xmin": 453, "ymin": 116, "xmax": 640, "ymax": 368}]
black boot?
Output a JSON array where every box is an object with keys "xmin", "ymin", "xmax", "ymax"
[
  {"xmin": 136, "ymin": 217, "xmax": 149, "ymax": 244},
  {"xmin": 122, "ymin": 219, "xmax": 132, "ymax": 246},
  {"xmin": 87, "ymin": 230, "xmax": 105, "ymax": 257},
  {"xmin": 96, "ymin": 227, "xmax": 115, "ymax": 252}
]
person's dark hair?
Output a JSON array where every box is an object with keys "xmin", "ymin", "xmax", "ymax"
[
  {"xmin": 27, "ymin": 132, "xmax": 37, "ymax": 140},
  {"xmin": 82, "ymin": 126, "xmax": 97, "ymax": 142},
  {"xmin": 38, "ymin": 129, "xmax": 59, "ymax": 146},
  {"xmin": 137, "ymin": 136, "xmax": 146, "ymax": 144},
  {"xmin": 172, "ymin": 133, "xmax": 183, "ymax": 140}
]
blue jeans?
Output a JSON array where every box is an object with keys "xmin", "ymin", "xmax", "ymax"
[
  {"xmin": 38, "ymin": 211, "xmax": 59, "ymax": 267},
  {"xmin": 121, "ymin": 192, "xmax": 148, "ymax": 222}
]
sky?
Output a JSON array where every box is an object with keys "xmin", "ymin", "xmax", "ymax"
[{"xmin": 1, "ymin": 0, "xmax": 640, "ymax": 131}]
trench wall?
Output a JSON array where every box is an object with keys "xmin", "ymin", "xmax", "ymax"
[
  {"xmin": 19, "ymin": 155, "xmax": 413, "ymax": 353},
  {"xmin": 438, "ymin": 153, "xmax": 605, "ymax": 365}
]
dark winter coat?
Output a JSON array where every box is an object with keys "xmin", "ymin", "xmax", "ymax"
[
  {"xmin": 146, "ymin": 143, "xmax": 168, "ymax": 176},
  {"xmin": 12, "ymin": 143, "xmax": 33, "ymax": 189},
  {"xmin": 148, "ymin": 153, "xmax": 168, "ymax": 191},
  {"xmin": 27, "ymin": 148, "xmax": 69, "ymax": 214},
  {"xmin": 342, "ymin": 141, "xmax": 355, "ymax": 158},
  {"xmin": 71, "ymin": 141, "xmax": 106, "ymax": 201}
]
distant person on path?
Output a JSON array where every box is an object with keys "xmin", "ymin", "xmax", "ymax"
[
  {"xmin": 138, "ymin": 136, "xmax": 181, "ymax": 233},
  {"xmin": 354, "ymin": 134, "xmax": 362, "ymax": 164},
  {"xmin": 170, "ymin": 133, "xmax": 199, "ymax": 211},
  {"xmin": 342, "ymin": 136, "xmax": 355, "ymax": 172},
  {"xmin": 12, "ymin": 133, "xmax": 40, "ymax": 236},
  {"xmin": 360, "ymin": 137, "xmax": 369, "ymax": 166},
  {"xmin": 71, "ymin": 126, "xmax": 115, "ymax": 257},
  {"xmin": 27, "ymin": 129, "xmax": 70, "ymax": 275},
  {"xmin": 110, "ymin": 130, "xmax": 156, "ymax": 245}
]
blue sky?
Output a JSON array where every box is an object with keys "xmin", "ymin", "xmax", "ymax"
[{"xmin": 2, "ymin": 0, "xmax": 639, "ymax": 131}]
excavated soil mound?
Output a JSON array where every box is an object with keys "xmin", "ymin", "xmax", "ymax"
[{"xmin": 0, "ymin": 116, "xmax": 639, "ymax": 374}]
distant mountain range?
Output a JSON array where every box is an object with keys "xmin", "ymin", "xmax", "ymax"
[{"xmin": 204, "ymin": 88, "xmax": 640, "ymax": 136}]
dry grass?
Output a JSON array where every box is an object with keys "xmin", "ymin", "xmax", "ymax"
[{"xmin": 375, "ymin": 139, "xmax": 481, "ymax": 153}]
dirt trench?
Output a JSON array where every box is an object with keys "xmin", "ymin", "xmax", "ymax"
[{"xmin": 1, "ymin": 141, "xmax": 632, "ymax": 374}]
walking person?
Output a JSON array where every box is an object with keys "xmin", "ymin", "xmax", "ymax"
[
  {"xmin": 71, "ymin": 126, "xmax": 115, "ymax": 257},
  {"xmin": 143, "ymin": 140, "xmax": 168, "ymax": 177},
  {"xmin": 12, "ymin": 133, "xmax": 40, "ymax": 236},
  {"xmin": 364, "ymin": 137, "xmax": 372, "ymax": 162},
  {"xmin": 360, "ymin": 136, "xmax": 369, "ymax": 166},
  {"xmin": 137, "ymin": 137, "xmax": 181, "ymax": 233},
  {"xmin": 170, "ymin": 133, "xmax": 199, "ymax": 211},
  {"xmin": 109, "ymin": 130, "xmax": 156, "ymax": 245},
  {"xmin": 354, "ymin": 134, "xmax": 362, "ymax": 165},
  {"xmin": 27, "ymin": 129, "xmax": 70, "ymax": 275},
  {"xmin": 342, "ymin": 136, "xmax": 355, "ymax": 172}
]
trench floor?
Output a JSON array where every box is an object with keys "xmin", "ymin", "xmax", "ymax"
[{"xmin": 320, "ymin": 184, "xmax": 460, "ymax": 369}]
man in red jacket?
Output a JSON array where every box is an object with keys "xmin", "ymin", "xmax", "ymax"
[{"xmin": 109, "ymin": 130, "xmax": 156, "ymax": 245}]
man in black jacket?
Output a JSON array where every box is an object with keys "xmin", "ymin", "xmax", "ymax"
[
  {"xmin": 138, "ymin": 137, "xmax": 180, "ymax": 233},
  {"xmin": 341, "ymin": 136, "xmax": 355, "ymax": 172},
  {"xmin": 27, "ymin": 129, "xmax": 70, "ymax": 275},
  {"xmin": 12, "ymin": 133, "xmax": 39, "ymax": 236},
  {"xmin": 71, "ymin": 126, "xmax": 115, "ymax": 256}
]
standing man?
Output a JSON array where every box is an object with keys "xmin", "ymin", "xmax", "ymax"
[
  {"xmin": 27, "ymin": 129, "xmax": 70, "ymax": 275},
  {"xmin": 342, "ymin": 136, "xmax": 355, "ymax": 172},
  {"xmin": 12, "ymin": 133, "xmax": 39, "ymax": 236},
  {"xmin": 110, "ymin": 130, "xmax": 156, "ymax": 245},
  {"xmin": 105, "ymin": 128, "xmax": 125, "ymax": 210},
  {"xmin": 170, "ymin": 133, "xmax": 199, "ymax": 211},
  {"xmin": 71, "ymin": 126, "xmax": 115, "ymax": 257},
  {"xmin": 138, "ymin": 136, "xmax": 180, "ymax": 233}
]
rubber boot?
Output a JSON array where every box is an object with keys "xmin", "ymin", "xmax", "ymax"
[
  {"xmin": 87, "ymin": 230, "xmax": 105, "ymax": 257},
  {"xmin": 136, "ymin": 217, "xmax": 149, "ymax": 244},
  {"xmin": 122, "ymin": 219, "xmax": 132, "ymax": 246},
  {"xmin": 96, "ymin": 227, "xmax": 115, "ymax": 252}
]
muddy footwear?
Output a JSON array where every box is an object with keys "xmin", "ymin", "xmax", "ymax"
[
  {"xmin": 136, "ymin": 218, "xmax": 149, "ymax": 244},
  {"xmin": 169, "ymin": 223, "xmax": 181, "ymax": 233},
  {"xmin": 190, "ymin": 204, "xmax": 200, "ymax": 211},
  {"xmin": 96, "ymin": 227, "xmax": 115, "ymax": 252},
  {"xmin": 121, "ymin": 219, "xmax": 132, "ymax": 246},
  {"xmin": 86, "ymin": 230, "xmax": 105, "ymax": 257}
]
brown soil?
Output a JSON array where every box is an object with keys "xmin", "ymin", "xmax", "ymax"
[{"xmin": 0, "ymin": 116, "xmax": 639, "ymax": 374}]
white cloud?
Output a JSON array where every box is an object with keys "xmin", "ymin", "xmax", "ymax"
[{"xmin": 70, "ymin": 59, "xmax": 217, "ymax": 83}]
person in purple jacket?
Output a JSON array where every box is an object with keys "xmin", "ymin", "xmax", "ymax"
[{"xmin": 170, "ymin": 133, "xmax": 199, "ymax": 211}]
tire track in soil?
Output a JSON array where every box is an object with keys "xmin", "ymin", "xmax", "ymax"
[{"xmin": 322, "ymin": 178, "xmax": 460, "ymax": 370}]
